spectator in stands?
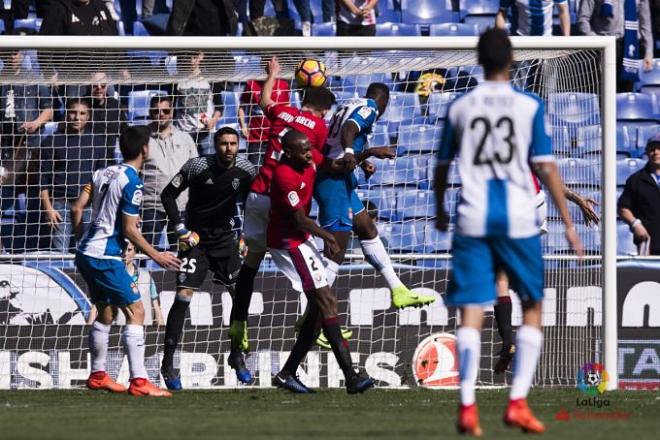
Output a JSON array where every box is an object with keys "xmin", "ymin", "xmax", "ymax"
[
  {"xmin": 578, "ymin": 0, "xmax": 654, "ymax": 92},
  {"xmin": 39, "ymin": 98, "xmax": 106, "ymax": 254},
  {"xmin": 653, "ymin": 0, "xmax": 660, "ymax": 56},
  {"xmin": 167, "ymin": 0, "xmax": 237, "ymax": 36},
  {"xmin": 336, "ymin": 0, "xmax": 378, "ymax": 36},
  {"xmin": 238, "ymin": 77, "xmax": 290, "ymax": 168},
  {"xmin": 40, "ymin": 0, "xmax": 118, "ymax": 36},
  {"xmin": 321, "ymin": 0, "xmax": 336, "ymax": 23},
  {"xmin": 0, "ymin": 49, "xmax": 54, "ymax": 149},
  {"xmin": 142, "ymin": 95, "xmax": 198, "ymax": 249},
  {"xmin": 142, "ymin": 0, "xmax": 170, "ymax": 17},
  {"xmin": 277, "ymin": 0, "xmax": 313, "ymax": 36},
  {"xmin": 174, "ymin": 51, "xmax": 225, "ymax": 154},
  {"xmin": 87, "ymin": 71, "xmax": 128, "ymax": 154},
  {"xmin": 618, "ymin": 134, "xmax": 660, "ymax": 255},
  {"xmin": 497, "ymin": 0, "xmax": 571, "ymax": 36},
  {"xmin": 10, "ymin": 0, "xmax": 51, "ymax": 20}
]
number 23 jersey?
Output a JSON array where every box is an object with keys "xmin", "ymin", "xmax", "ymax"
[{"xmin": 438, "ymin": 81, "xmax": 553, "ymax": 238}]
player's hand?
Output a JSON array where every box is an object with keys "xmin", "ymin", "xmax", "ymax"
[
  {"xmin": 643, "ymin": 56, "xmax": 654, "ymax": 72},
  {"xmin": 153, "ymin": 251, "xmax": 182, "ymax": 271},
  {"xmin": 577, "ymin": 197, "xmax": 599, "ymax": 226},
  {"xmin": 266, "ymin": 56, "xmax": 281, "ymax": 77},
  {"xmin": 177, "ymin": 225, "xmax": 200, "ymax": 251},
  {"xmin": 342, "ymin": 152, "xmax": 357, "ymax": 171},
  {"xmin": 435, "ymin": 210, "xmax": 449, "ymax": 231},
  {"xmin": 240, "ymin": 125, "xmax": 250, "ymax": 139},
  {"xmin": 368, "ymin": 146, "xmax": 396, "ymax": 159},
  {"xmin": 324, "ymin": 235, "xmax": 340, "ymax": 258},
  {"xmin": 19, "ymin": 120, "xmax": 41, "ymax": 134},
  {"xmin": 361, "ymin": 160, "xmax": 376, "ymax": 180},
  {"xmin": 45, "ymin": 209, "xmax": 63, "ymax": 230},
  {"xmin": 565, "ymin": 227, "xmax": 584, "ymax": 257},
  {"xmin": 632, "ymin": 222, "xmax": 651, "ymax": 244}
]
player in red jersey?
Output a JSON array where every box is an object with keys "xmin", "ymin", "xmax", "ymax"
[
  {"xmin": 227, "ymin": 56, "xmax": 342, "ymax": 364},
  {"xmin": 268, "ymin": 129, "xmax": 375, "ymax": 394}
]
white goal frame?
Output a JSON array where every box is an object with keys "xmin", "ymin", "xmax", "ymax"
[{"xmin": 0, "ymin": 35, "xmax": 618, "ymax": 390}]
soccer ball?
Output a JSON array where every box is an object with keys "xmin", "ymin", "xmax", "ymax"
[
  {"xmin": 295, "ymin": 59, "xmax": 327, "ymax": 88},
  {"xmin": 586, "ymin": 371, "xmax": 601, "ymax": 386}
]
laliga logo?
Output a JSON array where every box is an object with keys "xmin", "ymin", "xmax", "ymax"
[
  {"xmin": 412, "ymin": 333, "xmax": 459, "ymax": 388},
  {"xmin": 577, "ymin": 362, "xmax": 609, "ymax": 396}
]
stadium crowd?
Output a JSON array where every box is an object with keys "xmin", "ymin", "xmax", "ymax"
[{"xmin": 0, "ymin": 0, "xmax": 657, "ymax": 257}]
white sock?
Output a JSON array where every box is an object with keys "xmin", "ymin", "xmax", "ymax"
[
  {"xmin": 510, "ymin": 325, "xmax": 543, "ymax": 400},
  {"xmin": 325, "ymin": 259, "xmax": 339, "ymax": 287},
  {"xmin": 360, "ymin": 236, "xmax": 402, "ymax": 290},
  {"xmin": 457, "ymin": 326, "xmax": 481, "ymax": 406},
  {"xmin": 122, "ymin": 324, "xmax": 148, "ymax": 380},
  {"xmin": 89, "ymin": 321, "xmax": 111, "ymax": 373}
]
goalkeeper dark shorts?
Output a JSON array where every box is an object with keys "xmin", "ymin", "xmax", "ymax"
[{"xmin": 175, "ymin": 245, "xmax": 240, "ymax": 289}]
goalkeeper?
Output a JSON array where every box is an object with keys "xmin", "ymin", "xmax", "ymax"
[{"xmin": 160, "ymin": 126, "xmax": 256, "ymax": 391}]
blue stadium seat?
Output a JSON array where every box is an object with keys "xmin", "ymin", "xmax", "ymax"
[
  {"xmin": 311, "ymin": 22, "xmax": 336, "ymax": 36},
  {"xmin": 611, "ymin": 125, "xmax": 637, "ymax": 157},
  {"xmin": 462, "ymin": 14, "xmax": 497, "ymax": 32},
  {"xmin": 378, "ymin": 221, "xmax": 425, "ymax": 253},
  {"xmin": 460, "ymin": 0, "xmax": 500, "ymax": 14},
  {"xmin": 342, "ymin": 73, "xmax": 394, "ymax": 97},
  {"xmin": 368, "ymin": 157, "xmax": 422, "ymax": 186},
  {"xmin": 396, "ymin": 190, "xmax": 435, "ymax": 219},
  {"xmin": 132, "ymin": 20, "xmax": 151, "ymax": 36},
  {"xmin": 217, "ymin": 91, "xmax": 239, "ymax": 125},
  {"xmin": 128, "ymin": 89, "xmax": 166, "ymax": 121},
  {"xmin": 422, "ymin": 158, "xmax": 460, "ymax": 189},
  {"xmin": 427, "ymin": 92, "xmax": 460, "ymax": 119},
  {"xmin": 636, "ymin": 59, "xmax": 660, "ymax": 88},
  {"xmin": 375, "ymin": 22, "xmax": 422, "ymax": 36},
  {"xmin": 617, "ymin": 221, "xmax": 638, "ymax": 255},
  {"xmin": 400, "ymin": 0, "xmax": 457, "ymax": 24},
  {"xmin": 370, "ymin": 124, "xmax": 391, "ymax": 146},
  {"xmin": 332, "ymin": 90, "xmax": 360, "ymax": 104},
  {"xmin": 429, "ymin": 23, "xmax": 480, "ymax": 36},
  {"xmin": 575, "ymin": 125, "xmax": 604, "ymax": 157},
  {"xmin": 396, "ymin": 124, "xmax": 441, "ymax": 154},
  {"xmin": 544, "ymin": 222, "xmax": 599, "ymax": 254},
  {"xmin": 380, "ymin": 92, "xmax": 422, "ymax": 123},
  {"xmin": 552, "ymin": 125, "xmax": 577, "ymax": 158},
  {"xmin": 616, "ymin": 93, "xmax": 659, "ymax": 121},
  {"xmin": 547, "ymin": 92, "xmax": 600, "ymax": 125},
  {"xmin": 0, "ymin": 18, "xmax": 5, "ymax": 35},
  {"xmin": 356, "ymin": 188, "xmax": 398, "ymax": 221},
  {"xmin": 423, "ymin": 223, "xmax": 453, "ymax": 253},
  {"xmin": 616, "ymin": 158, "xmax": 645, "ymax": 186},
  {"xmin": 13, "ymin": 18, "xmax": 42, "ymax": 32},
  {"xmin": 557, "ymin": 158, "xmax": 598, "ymax": 186},
  {"xmin": 636, "ymin": 124, "xmax": 660, "ymax": 151}
]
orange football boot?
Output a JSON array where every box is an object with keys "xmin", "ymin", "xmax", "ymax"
[
  {"xmin": 457, "ymin": 404, "xmax": 483, "ymax": 437},
  {"xmin": 86, "ymin": 371, "xmax": 127, "ymax": 393},
  {"xmin": 503, "ymin": 398, "xmax": 546, "ymax": 434},
  {"xmin": 128, "ymin": 378, "xmax": 172, "ymax": 397}
]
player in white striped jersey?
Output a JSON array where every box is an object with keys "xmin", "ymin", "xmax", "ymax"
[
  {"xmin": 434, "ymin": 29, "xmax": 583, "ymax": 435},
  {"xmin": 72, "ymin": 126, "xmax": 180, "ymax": 397},
  {"xmin": 496, "ymin": 0, "xmax": 570, "ymax": 36}
]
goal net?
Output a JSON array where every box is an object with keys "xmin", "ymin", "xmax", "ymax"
[{"xmin": 0, "ymin": 37, "xmax": 613, "ymax": 390}]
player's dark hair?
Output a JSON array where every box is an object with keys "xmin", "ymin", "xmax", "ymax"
[
  {"xmin": 301, "ymin": 87, "xmax": 336, "ymax": 111},
  {"xmin": 214, "ymin": 126, "xmax": 240, "ymax": 145},
  {"xmin": 120, "ymin": 125, "xmax": 152, "ymax": 161},
  {"xmin": 66, "ymin": 97, "xmax": 91, "ymax": 110},
  {"xmin": 282, "ymin": 129, "xmax": 308, "ymax": 152},
  {"xmin": 365, "ymin": 83, "xmax": 390, "ymax": 103},
  {"xmin": 478, "ymin": 28, "xmax": 513, "ymax": 76},
  {"xmin": 149, "ymin": 94, "xmax": 173, "ymax": 110}
]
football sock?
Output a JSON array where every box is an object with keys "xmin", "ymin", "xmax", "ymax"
[
  {"xmin": 494, "ymin": 296, "xmax": 513, "ymax": 352},
  {"xmin": 360, "ymin": 236, "xmax": 402, "ymax": 290},
  {"xmin": 457, "ymin": 326, "xmax": 481, "ymax": 406},
  {"xmin": 322, "ymin": 316, "xmax": 356, "ymax": 380},
  {"xmin": 510, "ymin": 325, "xmax": 543, "ymax": 400},
  {"xmin": 282, "ymin": 304, "xmax": 320, "ymax": 374},
  {"xmin": 324, "ymin": 259, "xmax": 339, "ymax": 288},
  {"xmin": 89, "ymin": 320, "xmax": 111, "ymax": 373},
  {"xmin": 122, "ymin": 324, "xmax": 148, "ymax": 380},
  {"xmin": 230, "ymin": 264, "xmax": 258, "ymax": 324},
  {"xmin": 162, "ymin": 294, "xmax": 191, "ymax": 369}
]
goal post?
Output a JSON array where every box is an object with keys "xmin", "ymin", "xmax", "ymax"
[{"xmin": 0, "ymin": 35, "xmax": 617, "ymax": 390}]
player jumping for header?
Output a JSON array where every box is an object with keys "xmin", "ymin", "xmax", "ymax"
[
  {"xmin": 314, "ymin": 83, "xmax": 435, "ymax": 308},
  {"xmin": 72, "ymin": 126, "xmax": 181, "ymax": 397},
  {"xmin": 434, "ymin": 29, "xmax": 583, "ymax": 436}
]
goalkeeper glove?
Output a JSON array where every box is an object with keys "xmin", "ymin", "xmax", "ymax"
[{"xmin": 176, "ymin": 224, "xmax": 200, "ymax": 251}]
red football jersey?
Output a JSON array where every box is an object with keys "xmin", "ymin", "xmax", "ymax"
[
  {"xmin": 240, "ymin": 79, "xmax": 290, "ymax": 143},
  {"xmin": 250, "ymin": 104, "xmax": 328, "ymax": 195},
  {"xmin": 267, "ymin": 160, "xmax": 317, "ymax": 250}
]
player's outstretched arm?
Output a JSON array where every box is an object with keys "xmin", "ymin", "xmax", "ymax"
[
  {"xmin": 70, "ymin": 183, "xmax": 93, "ymax": 241},
  {"xmin": 259, "ymin": 56, "xmax": 281, "ymax": 111},
  {"xmin": 564, "ymin": 185, "xmax": 599, "ymax": 226},
  {"xmin": 433, "ymin": 163, "xmax": 450, "ymax": 231},
  {"xmin": 535, "ymin": 161, "xmax": 584, "ymax": 256},
  {"xmin": 123, "ymin": 214, "xmax": 181, "ymax": 271},
  {"xmin": 291, "ymin": 209, "xmax": 340, "ymax": 257}
]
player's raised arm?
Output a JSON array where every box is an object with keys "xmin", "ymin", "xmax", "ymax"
[
  {"xmin": 259, "ymin": 56, "xmax": 281, "ymax": 111},
  {"xmin": 70, "ymin": 182, "xmax": 93, "ymax": 241}
]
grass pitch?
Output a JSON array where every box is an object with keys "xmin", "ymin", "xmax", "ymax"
[{"xmin": 0, "ymin": 388, "xmax": 657, "ymax": 440}]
